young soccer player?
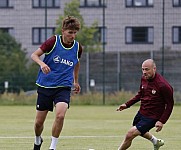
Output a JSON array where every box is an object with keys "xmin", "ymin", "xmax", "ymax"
[{"xmin": 31, "ymin": 16, "xmax": 82, "ymax": 150}]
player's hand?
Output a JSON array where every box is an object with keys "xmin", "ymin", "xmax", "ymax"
[
  {"xmin": 116, "ymin": 104, "xmax": 127, "ymax": 111},
  {"xmin": 41, "ymin": 64, "xmax": 51, "ymax": 74},
  {"xmin": 155, "ymin": 121, "xmax": 163, "ymax": 132},
  {"xmin": 73, "ymin": 83, "xmax": 81, "ymax": 94}
]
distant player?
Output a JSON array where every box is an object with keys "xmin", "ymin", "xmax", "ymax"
[
  {"xmin": 31, "ymin": 16, "xmax": 82, "ymax": 150},
  {"xmin": 117, "ymin": 59, "xmax": 174, "ymax": 150}
]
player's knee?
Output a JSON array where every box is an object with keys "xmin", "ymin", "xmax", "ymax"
[
  {"xmin": 35, "ymin": 121, "xmax": 43, "ymax": 129},
  {"xmin": 126, "ymin": 130, "xmax": 137, "ymax": 140},
  {"xmin": 56, "ymin": 113, "xmax": 65, "ymax": 122},
  {"xmin": 125, "ymin": 132, "xmax": 132, "ymax": 140}
]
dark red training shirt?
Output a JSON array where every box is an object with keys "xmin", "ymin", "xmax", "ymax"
[
  {"xmin": 40, "ymin": 35, "xmax": 83, "ymax": 58},
  {"xmin": 125, "ymin": 73, "xmax": 174, "ymax": 124}
]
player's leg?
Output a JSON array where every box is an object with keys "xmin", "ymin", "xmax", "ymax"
[
  {"xmin": 118, "ymin": 112, "xmax": 143, "ymax": 150},
  {"xmin": 52, "ymin": 102, "xmax": 68, "ymax": 137},
  {"xmin": 118, "ymin": 126, "xmax": 140, "ymax": 150},
  {"xmin": 49, "ymin": 87, "xmax": 71, "ymax": 150},
  {"xmin": 34, "ymin": 86, "xmax": 52, "ymax": 150},
  {"xmin": 34, "ymin": 110, "xmax": 48, "ymax": 136},
  {"xmin": 143, "ymin": 132, "xmax": 164, "ymax": 150},
  {"xmin": 138, "ymin": 114, "xmax": 164, "ymax": 150},
  {"xmin": 49, "ymin": 102, "xmax": 68, "ymax": 150},
  {"xmin": 34, "ymin": 110, "xmax": 48, "ymax": 149}
]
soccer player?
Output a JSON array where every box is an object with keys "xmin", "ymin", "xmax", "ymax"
[
  {"xmin": 31, "ymin": 16, "xmax": 82, "ymax": 150},
  {"xmin": 116, "ymin": 59, "xmax": 174, "ymax": 150}
]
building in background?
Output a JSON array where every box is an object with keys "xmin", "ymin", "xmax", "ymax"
[{"xmin": 0, "ymin": 0, "xmax": 181, "ymax": 58}]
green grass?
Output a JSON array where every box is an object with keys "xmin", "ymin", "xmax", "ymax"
[{"xmin": 0, "ymin": 105, "xmax": 180, "ymax": 150}]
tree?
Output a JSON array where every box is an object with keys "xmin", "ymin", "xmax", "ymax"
[
  {"xmin": 55, "ymin": 0, "xmax": 101, "ymax": 52},
  {"xmin": 0, "ymin": 31, "xmax": 28, "ymax": 93}
]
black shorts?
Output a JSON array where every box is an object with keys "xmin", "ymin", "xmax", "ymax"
[
  {"xmin": 133, "ymin": 111, "xmax": 157, "ymax": 136},
  {"xmin": 36, "ymin": 86, "xmax": 71, "ymax": 111}
]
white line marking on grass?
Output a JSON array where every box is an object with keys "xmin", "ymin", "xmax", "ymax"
[
  {"xmin": 0, "ymin": 136, "xmax": 177, "ymax": 142},
  {"xmin": 0, "ymin": 135, "xmax": 121, "ymax": 139}
]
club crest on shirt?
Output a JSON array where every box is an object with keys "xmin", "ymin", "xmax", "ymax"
[{"xmin": 152, "ymin": 89, "xmax": 156, "ymax": 94}]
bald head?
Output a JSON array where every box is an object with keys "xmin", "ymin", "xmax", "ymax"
[
  {"xmin": 142, "ymin": 59, "xmax": 156, "ymax": 68},
  {"xmin": 142, "ymin": 59, "xmax": 156, "ymax": 80}
]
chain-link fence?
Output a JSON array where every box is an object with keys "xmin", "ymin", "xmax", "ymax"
[{"xmin": 79, "ymin": 51, "xmax": 181, "ymax": 94}]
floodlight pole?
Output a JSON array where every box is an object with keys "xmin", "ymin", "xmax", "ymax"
[
  {"xmin": 161, "ymin": 0, "xmax": 165, "ymax": 76},
  {"xmin": 45, "ymin": 0, "xmax": 47, "ymax": 40},
  {"xmin": 102, "ymin": 0, "xmax": 105, "ymax": 105}
]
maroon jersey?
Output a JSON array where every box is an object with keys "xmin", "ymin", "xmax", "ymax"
[
  {"xmin": 40, "ymin": 35, "xmax": 83, "ymax": 58},
  {"xmin": 125, "ymin": 73, "xmax": 174, "ymax": 124}
]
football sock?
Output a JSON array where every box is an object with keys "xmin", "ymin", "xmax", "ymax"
[
  {"xmin": 150, "ymin": 135, "xmax": 158, "ymax": 145},
  {"xmin": 35, "ymin": 136, "xmax": 41, "ymax": 145},
  {"xmin": 49, "ymin": 136, "xmax": 58, "ymax": 150}
]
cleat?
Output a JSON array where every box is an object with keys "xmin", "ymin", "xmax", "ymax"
[
  {"xmin": 153, "ymin": 139, "xmax": 164, "ymax": 150},
  {"xmin": 33, "ymin": 137, "xmax": 43, "ymax": 150}
]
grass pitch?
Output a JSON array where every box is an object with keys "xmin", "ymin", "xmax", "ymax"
[{"xmin": 0, "ymin": 105, "xmax": 180, "ymax": 150}]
